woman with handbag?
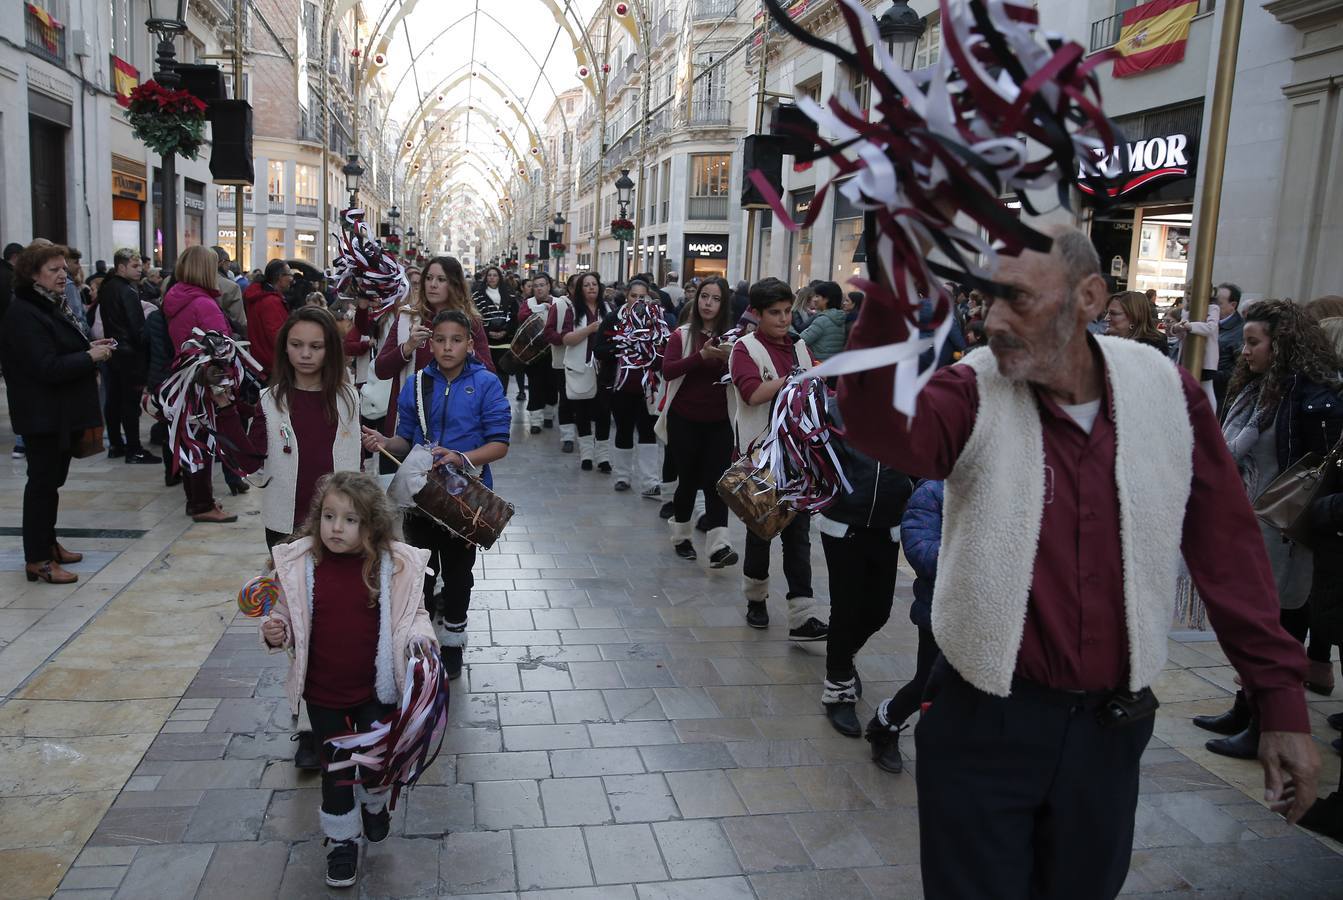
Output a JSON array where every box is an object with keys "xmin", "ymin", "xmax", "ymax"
[
  {"xmin": 0, "ymin": 243, "xmax": 115, "ymax": 583},
  {"xmin": 1196, "ymin": 299, "xmax": 1343, "ymax": 758},
  {"xmin": 546, "ymin": 271, "xmax": 613, "ymax": 472}
]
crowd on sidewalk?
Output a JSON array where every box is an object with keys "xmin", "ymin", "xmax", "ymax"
[{"xmin": 2, "ymin": 230, "xmax": 1342, "ymax": 894}]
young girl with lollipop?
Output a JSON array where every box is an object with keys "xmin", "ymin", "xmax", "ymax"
[{"xmin": 260, "ymin": 470, "xmax": 438, "ymax": 888}]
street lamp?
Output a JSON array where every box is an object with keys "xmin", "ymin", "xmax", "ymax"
[
  {"xmin": 145, "ymin": 0, "xmax": 191, "ymax": 267},
  {"xmin": 615, "ymin": 168, "xmax": 635, "ymax": 282},
  {"xmin": 552, "ymin": 212, "xmax": 567, "ymax": 278},
  {"xmin": 388, "ymin": 205, "xmax": 401, "ymax": 234},
  {"xmin": 342, "ymin": 152, "xmax": 364, "ymax": 207},
  {"xmin": 877, "ymin": 1, "xmax": 926, "ymax": 66},
  {"xmin": 526, "ymin": 231, "xmax": 536, "ymax": 272}
]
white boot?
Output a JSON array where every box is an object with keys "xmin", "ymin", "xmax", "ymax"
[
  {"xmin": 612, "ymin": 446, "xmax": 634, "ymax": 490},
  {"xmin": 579, "ymin": 434, "xmax": 596, "ymax": 465},
  {"xmin": 668, "ymin": 518, "xmax": 694, "ymax": 546},
  {"xmin": 544, "ymin": 404, "xmax": 557, "ymax": 426},
  {"xmin": 560, "ymin": 422, "xmax": 578, "ymax": 446},
  {"xmin": 596, "ymin": 439, "xmax": 612, "ymax": 466},
  {"xmin": 743, "ymin": 575, "xmax": 770, "ymax": 629},
  {"xmin": 637, "ymin": 443, "xmax": 661, "ymax": 497},
  {"xmin": 705, "ymin": 526, "xmax": 738, "ymax": 568}
]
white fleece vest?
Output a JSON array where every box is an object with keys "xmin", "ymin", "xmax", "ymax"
[
  {"xmin": 932, "ymin": 337, "xmax": 1193, "ymax": 696},
  {"xmin": 547, "ymin": 298, "xmax": 569, "ymax": 369},
  {"xmin": 260, "ymin": 385, "xmax": 362, "ymax": 533},
  {"xmin": 727, "ymin": 332, "xmax": 812, "ymax": 452}
]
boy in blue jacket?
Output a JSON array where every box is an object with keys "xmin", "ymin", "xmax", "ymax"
[
  {"xmin": 865, "ymin": 478, "xmax": 943, "ymax": 774},
  {"xmin": 362, "ymin": 310, "xmax": 511, "ymax": 679}
]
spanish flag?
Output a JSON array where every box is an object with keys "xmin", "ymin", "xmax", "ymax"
[
  {"xmin": 111, "ymin": 56, "xmax": 139, "ymax": 108},
  {"xmin": 1112, "ymin": 0, "xmax": 1199, "ymax": 79}
]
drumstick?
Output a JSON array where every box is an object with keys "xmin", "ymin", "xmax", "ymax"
[{"xmin": 378, "ymin": 447, "xmax": 402, "ymax": 468}]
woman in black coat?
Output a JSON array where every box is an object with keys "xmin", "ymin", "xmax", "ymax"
[
  {"xmin": 0, "ymin": 243, "xmax": 115, "ymax": 583},
  {"xmin": 471, "ymin": 266, "xmax": 520, "ymax": 394}
]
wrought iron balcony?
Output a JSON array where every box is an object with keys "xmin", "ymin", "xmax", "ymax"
[
  {"xmin": 688, "ymin": 99, "xmax": 732, "ymax": 126},
  {"xmin": 25, "ymin": 0, "xmax": 67, "ymax": 65},
  {"xmin": 1091, "ymin": 0, "xmax": 1215, "ymax": 53}
]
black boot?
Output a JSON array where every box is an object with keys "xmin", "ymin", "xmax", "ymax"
[
  {"xmin": 745, "ymin": 601, "xmax": 769, "ymax": 629},
  {"xmin": 824, "ymin": 702, "xmax": 861, "ymax": 737},
  {"xmin": 292, "ymin": 730, "xmax": 321, "ymax": 770},
  {"xmin": 1206, "ymin": 718, "xmax": 1260, "ymax": 760},
  {"xmin": 1192, "ymin": 691, "xmax": 1251, "ymax": 736},
  {"xmin": 361, "ymin": 805, "xmax": 390, "ymax": 843},
  {"xmin": 865, "ymin": 715, "xmax": 905, "ymax": 774}
]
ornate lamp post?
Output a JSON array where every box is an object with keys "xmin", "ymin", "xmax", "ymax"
[
  {"xmin": 552, "ymin": 211, "xmax": 566, "ymax": 278},
  {"xmin": 342, "ymin": 152, "xmax": 364, "ymax": 207},
  {"xmin": 145, "ymin": 0, "xmax": 190, "ymax": 267},
  {"xmin": 526, "ymin": 231, "xmax": 537, "ymax": 273},
  {"xmin": 615, "ymin": 168, "xmax": 635, "ymax": 283},
  {"xmin": 877, "ymin": 1, "xmax": 926, "ymax": 66}
]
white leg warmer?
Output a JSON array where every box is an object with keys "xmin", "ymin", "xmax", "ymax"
[
  {"xmin": 706, "ymin": 526, "xmax": 734, "ymax": 556},
  {"xmin": 596, "ymin": 439, "xmax": 612, "ymax": 465},
  {"xmin": 743, "ymin": 575, "xmax": 769, "ymax": 604},
  {"xmin": 436, "ymin": 619, "xmax": 468, "ymax": 648},
  {"xmin": 544, "ymin": 404, "xmax": 557, "ymax": 422},
  {"xmin": 821, "ymin": 677, "xmax": 858, "ymax": 706},
  {"xmin": 786, "ymin": 595, "xmax": 829, "ymax": 630},
  {"xmin": 355, "ymin": 784, "xmax": 389, "ymax": 814},
  {"xmin": 560, "ymin": 422, "xmax": 577, "ymax": 443},
  {"xmin": 612, "ymin": 447, "xmax": 634, "ymax": 485},
  {"xmin": 320, "ymin": 807, "xmax": 362, "ymax": 841},
  {"xmin": 580, "ymin": 434, "xmax": 596, "ymax": 463},
  {"xmin": 669, "ymin": 518, "xmax": 694, "ymax": 544},
  {"xmin": 636, "ymin": 444, "xmax": 661, "ymax": 491}
]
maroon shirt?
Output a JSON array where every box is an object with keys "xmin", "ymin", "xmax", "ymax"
[
  {"xmin": 663, "ymin": 329, "xmax": 728, "ymax": 422},
  {"xmin": 542, "ymin": 303, "xmax": 602, "ymax": 361},
  {"xmin": 837, "ymin": 302, "xmax": 1309, "ymax": 733},
  {"xmin": 729, "ymin": 333, "xmax": 811, "ymax": 404},
  {"xmin": 303, "ymin": 552, "xmax": 380, "ymax": 708}
]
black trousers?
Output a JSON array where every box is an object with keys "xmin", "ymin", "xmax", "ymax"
[
  {"xmin": 885, "ymin": 625, "xmax": 940, "ymax": 726},
  {"xmin": 1281, "ymin": 604, "xmax": 1335, "ymax": 664},
  {"xmin": 403, "ymin": 512, "xmax": 477, "ymax": 626},
  {"xmin": 360, "ymin": 415, "xmax": 398, "ymax": 474},
  {"xmin": 526, "ymin": 362, "xmax": 557, "ymax": 414},
  {"xmin": 915, "ymin": 661, "xmax": 1154, "ymax": 900},
  {"xmin": 22, "ymin": 433, "xmax": 75, "ymax": 563},
  {"xmin": 742, "ymin": 514, "xmax": 812, "ymax": 598},
  {"xmin": 489, "ymin": 346, "xmax": 512, "ymax": 394},
  {"xmin": 667, "ymin": 411, "xmax": 731, "ymax": 527},
  {"xmin": 611, "ymin": 390, "xmax": 656, "ymax": 448},
  {"xmin": 103, "ymin": 363, "xmax": 145, "ymax": 452},
  {"xmin": 307, "ymin": 698, "xmax": 393, "ymax": 815},
  {"xmin": 557, "ymin": 380, "xmax": 574, "ymax": 429},
  {"xmin": 572, "ymin": 389, "xmax": 612, "ymax": 441},
  {"xmin": 820, "ymin": 528, "xmax": 898, "ymax": 681}
]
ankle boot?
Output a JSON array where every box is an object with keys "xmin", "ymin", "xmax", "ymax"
[
  {"xmin": 25, "ymin": 561, "xmax": 77, "ymax": 584},
  {"xmin": 1192, "ymin": 691, "xmax": 1251, "ymax": 736},
  {"xmin": 1306, "ymin": 660, "xmax": 1335, "ymax": 696},
  {"xmin": 1206, "ymin": 718, "xmax": 1260, "ymax": 760},
  {"xmin": 51, "ymin": 541, "xmax": 83, "ymax": 564}
]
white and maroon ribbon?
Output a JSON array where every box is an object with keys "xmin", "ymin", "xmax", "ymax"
[
  {"xmin": 752, "ymin": 378, "xmax": 852, "ymax": 513},
  {"xmin": 329, "ymin": 207, "xmax": 410, "ymax": 322},
  {"xmin": 612, "ymin": 299, "xmax": 671, "ymax": 406}
]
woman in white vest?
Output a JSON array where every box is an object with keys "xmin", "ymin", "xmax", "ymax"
[
  {"xmin": 657, "ymin": 276, "xmax": 737, "ymax": 566},
  {"xmin": 726, "ymin": 278, "xmax": 828, "ymax": 641},
  {"xmin": 213, "ymin": 306, "xmax": 362, "ymax": 550},
  {"xmin": 520, "ymin": 274, "xmax": 560, "ymax": 435},
  {"xmin": 594, "ymin": 279, "xmax": 664, "ymax": 494},
  {"xmin": 546, "ymin": 271, "xmax": 614, "ymax": 471}
]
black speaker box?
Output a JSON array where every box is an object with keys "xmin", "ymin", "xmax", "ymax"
[
  {"xmin": 540, "ymin": 240, "xmax": 551, "ymax": 260},
  {"xmin": 770, "ymin": 103, "xmax": 814, "ymax": 157},
  {"xmin": 208, "ymin": 100, "xmax": 254, "ymax": 186},
  {"xmin": 741, "ymin": 134, "xmax": 786, "ymax": 210},
  {"xmin": 175, "ymin": 63, "xmax": 226, "ymax": 104}
]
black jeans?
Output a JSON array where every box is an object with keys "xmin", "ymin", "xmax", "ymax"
[
  {"xmin": 667, "ymin": 411, "xmax": 731, "ymax": 527},
  {"xmin": 103, "ymin": 362, "xmax": 145, "ymax": 452},
  {"xmin": 403, "ymin": 512, "xmax": 477, "ymax": 626},
  {"xmin": 526, "ymin": 362, "xmax": 557, "ymax": 415},
  {"xmin": 611, "ymin": 390, "xmax": 656, "ymax": 448},
  {"xmin": 885, "ymin": 625, "xmax": 940, "ymax": 726},
  {"xmin": 1281, "ymin": 604, "xmax": 1334, "ymax": 664},
  {"xmin": 820, "ymin": 528, "xmax": 899, "ymax": 681},
  {"xmin": 22, "ymin": 433, "xmax": 75, "ymax": 563},
  {"xmin": 743, "ymin": 514, "xmax": 812, "ymax": 598},
  {"xmin": 489, "ymin": 346, "xmax": 512, "ymax": 394},
  {"xmin": 572, "ymin": 390, "xmax": 612, "ymax": 441},
  {"xmin": 307, "ymin": 698, "xmax": 394, "ymax": 815},
  {"xmin": 915, "ymin": 661, "xmax": 1154, "ymax": 900}
]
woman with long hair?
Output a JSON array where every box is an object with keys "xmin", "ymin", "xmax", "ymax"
[
  {"xmin": 547, "ymin": 271, "xmax": 614, "ymax": 471},
  {"xmin": 657, "ymin": 276, "xmax": 738, "ymax": 566},
  {"xmin": 372, "ymin": 256, "xmax": 494, "ymax": 441},
  {"xmin": 594, "ymin": 279, "xmax": 662, "ymax": 493},
  {"xmin": 472, "ymin": 265, "xmax": 520, "ymax": 395},
  {"xmin": 1104, "ymin": 291, "xmax": 1166, "ymax": 353},
  {"xmin": 1196, "ymin": 300, "xmax": 1343, "ymax": 758}
]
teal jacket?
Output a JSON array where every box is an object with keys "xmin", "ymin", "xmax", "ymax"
[{"xmin": 799, "ymin": 308, "xmax": 847, "ymax": 361}]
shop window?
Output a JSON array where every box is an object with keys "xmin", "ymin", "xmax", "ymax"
[
  {"xmin": 267, "ymin": 227, "xmax": 288, "ymax": 263},
  {"xmin": 268, "ymin": 160, "xmax": 286, "ymax": 213},
  {"xmin": 688, "ymin": 154, "xmax": 731, "ymax": 220},
  {"xmin": 217, "ymin": 226, "xmax": 253, "ymax": 271},
  {"xmin": 294, "ymin": 230, "xmax": 318, "ymax": 263},
  {"xmin": 295, "ymin": 164, "xmax": 319, "ymax": 217}
]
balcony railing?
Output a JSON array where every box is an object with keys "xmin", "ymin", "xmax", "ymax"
[
  {"xmin": 25, "ymin": 1, "xmax": 68, "ymax": 65},
  {"xmin": 269, "ymin": 194, "xmax": 285, "ymax": 214},
  {"xmin": 693, "ymin": 0, "xmax": 737, "ymax": 22},
  {"xmin": 217, "ymin": 189, "xmax": 237, "ymax": 212},
  {"xmin": 296, "ymin": 197, "xmax": 319, "ymax": 217},
  {"xmin": 654, "ymin": 10, "xmax": 673, "ymax": 44},
  {"xmin": 687, "ymin": 196, "xmax": 729, "ymax": 220},
  {"xmin": 688, "ymin": 99, "xmax": 732, "ymax": 126},
  {"xmin": 1091, "ymin": 0, "xmax": 1215, "ymax": 53}
]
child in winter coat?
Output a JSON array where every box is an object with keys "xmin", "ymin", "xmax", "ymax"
[
  {"xmin": 864, "ymin": 478, "xmax": 944, "ymax": 774},
  {"xmin": 260, "ymin": 471, "xmax": 438, "ymax": 888},
  {"xmin": 361, "ymin": 309, "xmax": 511, "ymax": 681}
]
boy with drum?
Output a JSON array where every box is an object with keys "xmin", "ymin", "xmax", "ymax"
[{"xmin": 361, "ymin": 309, "xmax": 511, "ymax": 680}]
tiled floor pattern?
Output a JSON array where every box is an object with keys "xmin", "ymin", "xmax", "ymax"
[{"xmin": 0, "ymin": 392, "xmax": 1340, "ymax": 899}]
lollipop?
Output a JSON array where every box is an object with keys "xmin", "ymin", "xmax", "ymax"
[{"xmin": 237, "ymin": 574, "xmax": 279, "ymax": 618}]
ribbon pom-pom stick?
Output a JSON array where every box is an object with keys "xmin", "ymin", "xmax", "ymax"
[
  {"xmin": 329, "ymin": 207, "xmax": 410, "ymax": 321},
  {"xmin": 755, "ymin": 378, "xmax": 852, "ymax": 513},
  {"xmin": 612, "ymin": 299, "xmax": 671, "ymax": 407}
]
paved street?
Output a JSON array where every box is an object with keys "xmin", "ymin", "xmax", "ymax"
[{"xmin": 1, "ymin": 393, "xmax": 1341, "ymax": 900}]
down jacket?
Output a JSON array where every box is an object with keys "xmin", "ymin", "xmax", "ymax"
[
  {"xmin": 899, "ymin": 480, "xmax": 944, "ymax": 631},
  {"xmin": 799, "ymin": 308, "xmax": 848, "ymax": 361},
  {"xmin": 261, "ymin": 537, "xmax": 438, "ymax": 717}
]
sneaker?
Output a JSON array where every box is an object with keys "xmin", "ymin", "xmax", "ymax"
[
  {"xmin": 361, "ymin": 806, "xmax": 391, "ymax": 843},
  {"xmin": 292, "ymin": 730, "xmax": 321, "ymax": 770},
  {"xmin": 107, "ymin": 446, "xmax": 126, "ymax": 459},
  {"xmin": 614, "ymin": 479, "xmax": 631, "ymax": 492},
  {"xmin": 674, "ymin": 540, "xmax": 697, "ymax": 560},
  {"xmin": 641, "ymin": 485, "xmax": 661, "ymax": 499},
  {"xmin": 530, "ymin": 425, "xmax": 541, "ymax": 435},
  {"xmin": 125, "ymin": 449, "xmax": 161, "ymax": 464},
  {"xmin": 562, "ymin": 440, "xmax": 575, "ymax": 453},
  {"xmin": 325, "ymin": 838, "xmax": 359, "ymax": 888},
  {"xmin": 745, "ymin": 601, "xmax": 769, "ymax": 629},
  {"xmin": 709, "ymin": 546, "xmax": 739, "ymax": 568},
  {"xmin": 659, "ymin": 501, "xmax": 675, "ymax": 519},
  {"xmin": 789, "ymin": 618, "xmax": 829, "ymax": 642},
  {"xmin": 442, "ymin": 645, "xmax": 463, "ymax": 681},
  {"xmin": 597, "ymin": 461, "xmax": 612, "ymax": 474},
  {"xmin": 10, "ymin": 446, "xmax": 24, "ymax": 459},
  {"xmin": 581, "ymin": 459, "xmax": 594, "ymax": 471},
  {"xmin": 865, "ymin": 715, "xmax": 906, "ymax": 774}
]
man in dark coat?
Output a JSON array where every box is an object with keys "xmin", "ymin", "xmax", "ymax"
[
  {"xmin": 1212, "ymin": 282, "xmax": 1244, "ymax": 411},
  {"xmin": 0, "ymin": 242, "xmax": 20, "ymax": 322},
  {"xmin": 99, "ymin": 248, "xmax": 159, "ymax": 463}
]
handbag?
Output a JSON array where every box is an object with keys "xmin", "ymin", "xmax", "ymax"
[
  {"xmin": 564, "ymin": 345, "xmax": 598, "ymax": 400},
  {"xmin": 1253, "ymin": 434, "xmax": 1343, "ymax": 548},
  {"xmin": 72, "ymin": 426, "xmax": 105, "ymax": 459}
]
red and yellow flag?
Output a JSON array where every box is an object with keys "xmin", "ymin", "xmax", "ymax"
[
  {"xmin": 1113, "ymin": 0, "xmax": 1199, "ymax": 78},
  {"xmin": 111, "ymin": 55, "xmax": 139, "ymax": 108}
]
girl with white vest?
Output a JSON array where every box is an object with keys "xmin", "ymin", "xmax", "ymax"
[
  {"xmin": 546, "ymin": 271, "xmax": 614, "ymax": 471},
  {"xmin": 727, "ymin": 278, "xmax": 829, "ymax": 642},
  {"xmin": 657, "ymin": 275, "xmax": 737, "ymax": 566},
  {"xmin": 594, "ymin": 280, "xmax": 664, "ymax": 494},
  {"xmin": 214, "ymin": 306, "xmax": 362, "ymax": 550}
]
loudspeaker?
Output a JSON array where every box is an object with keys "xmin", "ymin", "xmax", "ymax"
[
  {"xmin": 540, "ymin": 240, "xmax": 551, "ymax": 260},
  {"xmin": 741, "ymin": 134, "xmax": 786, "ymax": 210},
  {"xmin": 770, "ymin": 104, "xmax": 814, "ymax": 157},
  {"xmin": 208, "ymin": 100, "xmax": 254, "ymax": 186},
  {"xmin": 174, "ymin": 63, "xmax": 226, "ymax": 104},
  {"xmin": 378, "ymin": 222, "xmax": 391, "ymax": 238}
]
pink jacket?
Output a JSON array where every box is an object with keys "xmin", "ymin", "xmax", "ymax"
[
  {"xmin": 260, "ymin": 537, "xmax": 437, "ymax": 716},
  {"xmin": 163, "ymin": 281, "xmax": 231, "ymax": 353}
]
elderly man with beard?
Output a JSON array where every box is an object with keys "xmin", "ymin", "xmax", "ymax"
[{"xmin": 839, "ymin": 226, "xmax": 1317, "ymax": 900}]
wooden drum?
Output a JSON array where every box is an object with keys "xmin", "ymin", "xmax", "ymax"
[
  {"xmin": 411, "ymin": 465, "xmax": 515, "ymax": 550},
  {"xmin": 716, "ymin": 453, "xmax": 797, "ymax": 541},
  {"xmin": 498, "ymin": 315, "xmax": 550, "ymax": 374}
]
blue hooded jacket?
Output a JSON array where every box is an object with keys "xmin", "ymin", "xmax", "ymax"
[
  {"xmin": 395, "ymin": 357, "xmax": 511, "ymax": 487},
  {"xmin": 899, "ymin": 479, "xmax": 943, "ymax": 630}
]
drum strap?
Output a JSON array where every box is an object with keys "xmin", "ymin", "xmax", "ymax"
[{"xmin": 413, "ymin": 370, "xmax": 481, "ymax": 476}]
